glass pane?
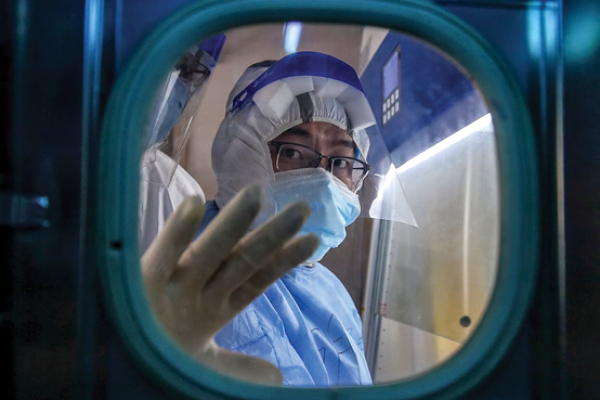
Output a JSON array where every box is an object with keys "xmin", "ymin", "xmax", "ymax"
[{"xmin": 138, "ymin": 22, "xmax": 498, "ymax": 387}]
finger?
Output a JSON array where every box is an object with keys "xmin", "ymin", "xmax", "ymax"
[
  {"xmin": 177, "ymin": 184, "xmax": 263, "ymax": 282},
  {"xmin": 228, "ymin": 234, "xmax": 319, "ymax": 313},
  {"xmin": 203, "ymin": 201, "xmax": 311, "ymax": 296},
  {"xmin": 141, "ymin": 196, "xmax": 205, "ymax": 281}
]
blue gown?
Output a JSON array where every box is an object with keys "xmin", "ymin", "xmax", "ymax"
[{"xmin": 198, "ymin": 201, "xmax": 372, "ymax": 387}]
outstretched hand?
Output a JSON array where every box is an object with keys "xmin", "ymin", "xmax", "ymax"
[{"xmin": 141, "ymin": 185, "xmax": 319, "ymax": 384}]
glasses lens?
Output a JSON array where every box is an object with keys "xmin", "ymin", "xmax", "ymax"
[
  {"xmin": 276, "ymin": 143, "xmax": 321, "ymax": 170},
  {"xmin": 271, "ymin": 142, "xmax": 369, "ymax": 192},
  {"xmin": 331, "ymin": 157, "xmax": 369, "ymax": 192}
]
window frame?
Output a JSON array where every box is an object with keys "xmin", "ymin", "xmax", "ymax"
[{"xmin": 97, "ymin": 0, "xmax": 539, "ymax": 398}]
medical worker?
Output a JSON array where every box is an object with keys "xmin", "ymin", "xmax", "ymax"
[
  {"xmin": 139, "ymin": 34, "xmax": 225, "ymax": 253},
  {"xmin": 142, "ymin": 52, "xmax": 375, "ymax": 387}
]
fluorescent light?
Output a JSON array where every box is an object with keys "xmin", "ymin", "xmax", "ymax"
[
  {"xmin": 397, "ymin": 113, "xmax": 492, "ymax": 173},
  {"xmin": 284, "ymin": 22, "xmax": 303, "ymax": 54}
]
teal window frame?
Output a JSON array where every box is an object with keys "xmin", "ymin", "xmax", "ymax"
[{"xmin": 97, "ymin": 0, "xmax": 539, "ymax": 398}]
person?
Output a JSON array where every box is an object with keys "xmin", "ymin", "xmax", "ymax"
[
  {"xmin": 139, "ymin": 34, "xmax": 225, "ymax": 253},
  {"xmin": 142, "ymin": 51, "xmax": 376, "ymax": 387}
]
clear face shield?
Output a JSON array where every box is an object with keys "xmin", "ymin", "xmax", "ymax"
[
  {"xmin": 142, "ymin": 34, "xmax": 226, "ymax": 188},
  {"xmin": 216, "ymin": 51, "xmax": 417, "ymax": 231},
  {"xmin": 355, "ymin": 124, "xmax": 417, "ymax": 226}
]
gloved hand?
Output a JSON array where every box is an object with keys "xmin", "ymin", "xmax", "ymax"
[{"xmin": 141, "ymin": 184, "xmax": 319, "ymax": 384}]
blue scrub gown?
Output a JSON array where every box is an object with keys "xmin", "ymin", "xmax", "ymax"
[{"xmin": 198, "ymin": 201, "xmax": 372, "ymax": 387}]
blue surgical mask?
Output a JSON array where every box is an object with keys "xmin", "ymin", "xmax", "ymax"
[{"xmin": 270, "ymin": 168, "xmax": 361, "ymax": 264}]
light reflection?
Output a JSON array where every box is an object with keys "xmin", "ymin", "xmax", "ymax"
[
  {"xmin": 370, "ymin": 113, "xmax": 492, "ymax": 226},
  {"xmin": 397, "ymin": 113, "xmax": 492, "ymax": 173},
  {"xmin": 284, "ymin": 22, "xmax": 303, "ymax": 54}
]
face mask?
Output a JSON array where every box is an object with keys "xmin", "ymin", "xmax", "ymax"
[
  {"xmin": 270, "ymin": 168, "xmax": 361, "ymax": 265},
  {"xmin": 154, "ymin": 78, "xmax": 191, "ymax": 144}
]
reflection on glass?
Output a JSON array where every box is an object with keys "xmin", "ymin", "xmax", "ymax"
[{"xmin": 138, "ymin": 23, "xmax": 498, "ymax": 387}]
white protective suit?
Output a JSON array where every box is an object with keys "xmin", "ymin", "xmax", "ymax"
[{"xmin": 139, "ymin": 145, "xmax": 205, "ymax": 254}]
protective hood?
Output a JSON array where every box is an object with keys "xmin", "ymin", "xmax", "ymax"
[{"xmin": 212, "ymin": 51, "xmax": 375, "ymax": 224}]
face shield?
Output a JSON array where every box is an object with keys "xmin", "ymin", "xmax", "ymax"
[
  {"xmin": 213, "ymin": 51, "xmax": 416, "ymax": 228},
  {"xmin": 143, "ymin": 33, "xmax": 226, "ymax": 188}
]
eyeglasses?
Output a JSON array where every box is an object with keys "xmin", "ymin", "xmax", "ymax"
[{"xmin": 268, "ymin": 140, "xmax": 370, "ymax": 192}]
